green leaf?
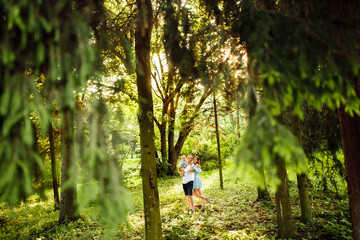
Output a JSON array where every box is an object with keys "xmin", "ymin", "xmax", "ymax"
[
  {"xmin": 21, "ymin": 116, "xmax": 33, "ymax": 146},
  {"xmin": 40, "ymin": 16, "xmax": 52, "ymax": 33},
  {"xmin": 37, "ymin": 43, "xmax": 45, "ymax": 64}
]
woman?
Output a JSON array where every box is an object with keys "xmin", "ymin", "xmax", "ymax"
[{"xmin": 192, "ymin": 156, "xmax": 210, "ymax": 208}]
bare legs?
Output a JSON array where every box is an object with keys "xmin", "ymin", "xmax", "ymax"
[
  {"xmin": 186, "ymin": 195, "xmax": 194, "ymax": 211},
  {"xmin": 193, "ymin": 189, "xmax": 210, "ymax": 207}
]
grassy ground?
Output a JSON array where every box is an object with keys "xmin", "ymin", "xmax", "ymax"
[{"xmin": 0, "ymin": 159, "xmax": 352, "ymax": 239}]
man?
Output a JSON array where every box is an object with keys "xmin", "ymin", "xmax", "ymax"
[{"xmin": 182, "ymin": 155, "xmax": 195, "ymax": 213}]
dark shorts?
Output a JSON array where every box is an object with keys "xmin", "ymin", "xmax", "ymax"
[{"xmin": 183, "ymin": 181, "xmax": 193, "ymax": 196}]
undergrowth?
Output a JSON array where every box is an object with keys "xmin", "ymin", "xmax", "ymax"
[{"xmin": 0, "ymin": 160, "xmax": 352, "ymax": 239}]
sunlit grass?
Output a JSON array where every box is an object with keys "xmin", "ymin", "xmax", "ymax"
[{"xmin": 0, "ymin": 159, "xmax": 352, "ymax": 239}]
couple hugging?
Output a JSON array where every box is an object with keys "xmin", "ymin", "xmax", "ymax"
[{"xmin": 178, "ymin": 155, "xmax": 211, "ymax": 214}]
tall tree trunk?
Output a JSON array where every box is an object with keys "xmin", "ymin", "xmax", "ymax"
[
  {"xmin": 274, "ymin": 114, "xmax": 295, "ymax": 238},
  {"xmin": 338, "ymin": 82, "xmax": 360, "ymax": 240},
  {"xmin": 256, "ymin": 167, "xmax": 270, "ymax": 201},
  {"xmin": 159, "ymin": 121, "xmax": 167, "ymax": 160},
  {"xmin": 274, "ymin": 153, "xmax": 295, "ymax": 238},
  {"xmin": 213, "ymin": 91, "xmax": 224, "ymax": 189},
  {"xmin": 248, "ymin": 67, "xmax": 270, "ymax": 200},
  {"xmin": 333, "ymin": 1, "xmax": 360, "ymax": 238},
  {"xmin": 49, "ymin": 123, "xmax": 60, "ymax": 209},
  {"xmin": 59, "ymin": 107, "xmax": 79, "ymax": 223},
  {"xmin": 166, "ymin": 57, "xmax": 177, "ymax": 175},
  {"xmin": 135, "ymin": 0, "xmax": 162, "ymax": 238},
  {"xmin": 33, "ymin": 122, "xmax": 46, "ymax": 199},
  {"xmin": 167, "ymin": 100, "xmax": 176, "ymax": 175},
  {"xmin": 290, "ymin": 113, "xmax": 312, "ymax": 222}
]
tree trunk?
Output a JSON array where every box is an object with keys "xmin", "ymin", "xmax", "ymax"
[
  {"xmin": 33, "ymin": 122, "xmax": 46, "ymax": 199},
  {"xmin": 274, "ymin": 154, "xmax": 295, "ymax": 238},
  {"xmin": 167, "ymin": 100, "xmax": 176, "ymax": 175},
  {"xmin": 213, "ymin": 91, "xmax": 223, "ymax": 189},
  {"xmin": 59, "ymin": 107, "xmax": 79, "ymax": 223},
  {"xmin": 338, "ymin": 84, "xmax": 360, "ymax": 240},
  {"xmin": 256, "ymin": 165, "xmax": 270, "ymax": 201},
  {"xmin": 290, "ymin": 113, "xmax": 312, "ymax": 222},
  {"xmin": 248, "ymin": 68, "xmax": 270, "ymax": 200},
  {"xmin": 170, "ymin": 130, "xmax": 189, "ymax": 174},
  {"xmin": 167, "ymin": 88, "xmax": 212, "ymax": 175},
  {"xmin": 159, "ymin": 121, "xmax": 167, "ymax": 160},
  {"xmin": 49, "ymin": 123, "xmax": 60, "ymax": 209},
  {"xmin": 236, "ymin": 108, "xmax": 241, "ymax": 139},
  {"xmin": 274, "ymin": 113, "xmax": 295, "ymax": 238},
  {"xmin": 337, "ymin": 1, "xmax": 360, "ymax": 238},
  {"xmin": 166, "ymin": 59, "xmax": 177, "ymax": 175},
  {"xmin": 135, "ymin": 0, "xmax": 162, "ymax": 238}
]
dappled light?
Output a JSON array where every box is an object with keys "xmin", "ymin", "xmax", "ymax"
[{"xmin": 1, "ymin": 0, "xmax": 359, "ymax": 239}]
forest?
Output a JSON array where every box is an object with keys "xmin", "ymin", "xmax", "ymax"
[{"xmin": 1, "ymin": 0, "xmax": 360, "ymax": 239}]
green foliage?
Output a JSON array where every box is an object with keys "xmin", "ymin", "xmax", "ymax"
[
  {"xmin": 163, "ymin": 0, "xmax": 199, "ymax": 81},
  {"xmin": 0, "ymin": 1, "xmax": 132, "ymax": 234},
  {"xmin": 295, "ymin": 193, "xmax": 351, "ymax": 240},
  {"xmin": 75, "ymin": 96, "xmax": 132, "ymax": 229},
  {"xmin": 233, "ymin": 0, "xmax": 360, "ymax": 117},
  {"xmin": 300, "ymin": 103, "xmax": 346, "ymax": 194},
  {"xmin": 235, "ymin": 104, "xmax": 307, "ymax": 190},
  {"xmin": 0, "ymin": 0, "xmax": 96, "ymax": 204},
  {"xmin": 156, "ymin": 158, "xmax": 171, "ymax": 178},
  {"xmin": 182, "ymin": 127, "xmax": 235, "ymax": 171},
  {"xmin": 0, "ymin": 161, "xmax": 352, "ymax": 239}
]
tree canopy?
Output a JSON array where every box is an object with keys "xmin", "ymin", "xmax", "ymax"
[{"xmin": 1, "ymin": 0, "xmax": 360, "ymax": 239}]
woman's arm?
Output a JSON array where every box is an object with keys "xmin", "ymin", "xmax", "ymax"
[{"xmin": 193, "ymin": 164, "xmax": 202, "ymax": 173}]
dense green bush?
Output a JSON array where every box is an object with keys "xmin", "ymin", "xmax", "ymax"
[
  {"xmin": 181, "ymin": 129, "xmax": 237, "ymax": 171},
  {"xmin": 156, "ymin": 158, "xmax": 171, "ymax": 178}
]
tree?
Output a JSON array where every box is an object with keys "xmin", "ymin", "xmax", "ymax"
[
  {"xmin": 213, "ymin": 88, "xmax": 224, "ymax": 189},
  {"xmin": 232, "ymin": 0, "xmax": 360, "ymax": 238},
  {"xmin": 59, "ymin": 107, "xmax": 79, "ymax": 223},
  {"xmin": 135, "ymin": 0, "xmax": 162, "ymax": 238},
  {"xmin": 161, "ymin": 0, "xmax": 215, "ymax": 175},
  {"xmin": 248, "ymin": 67, "xmax": 270, "ymax": 201},
  {"xmin": 49, "ymin": 123, "xmax": 60, "ymax": 209},
  {"xmin": 0, "ymin": 1, "xmax": 45, "ymax": 205},
  {"xmin": 328, "ymin": 2, "xmax": 360, "ymax": 238},
  {"xmin": 274, "ymin": 153, "xmax": 295, "ymax": 238},
  {"xmin": 290, "ymin": 111, "xmax": 312, "ymax": 222},
  {"xmin": 0, "ymin": 0, "xmax": 131, "ymax": 231},
  {"xmin": 257, "ymin": 0, "xmax": 312, "ymax": 222},
  {"xmin": 275, "ymin": 108, "xmax": 295, "ymax": 239}
]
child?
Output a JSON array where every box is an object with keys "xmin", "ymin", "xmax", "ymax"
[{"xmin": 178, "ymin": 155, "xmax": 187, "ymax": 177}]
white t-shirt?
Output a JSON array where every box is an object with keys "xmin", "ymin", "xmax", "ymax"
[{"xmin": 182, "ymin": 164, "xmax": 194, "ymax": 184}]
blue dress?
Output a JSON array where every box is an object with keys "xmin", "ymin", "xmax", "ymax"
[{"xmin": 193, "ymin": 164, "xmax": 203, "ymax": 189}]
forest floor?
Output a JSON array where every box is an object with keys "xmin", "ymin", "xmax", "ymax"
[{"xmin": 0, "ymin": 159, "xmax": 352, "ymax": 239}]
